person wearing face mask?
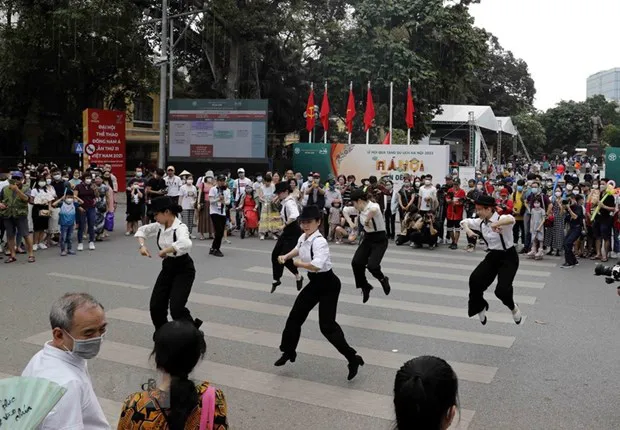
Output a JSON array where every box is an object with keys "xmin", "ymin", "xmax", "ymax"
[
  {"xmin": 397, "ymin": 180, "xmax": 414, "ymax": 226},
  {"xmin": 22, "ymin": 293, "xmax": 110, "ymax": 429},
  {"xmin": 125, "ymin": 168, "xmax": 146, "ymax": 235},
  {"xmin": 381, "ymin": 180, "xmax": 396, "ymax": 240},
  {"xmin": 543, "ymin": 186, "xmax": 566, "ymax": 256},
  {"xmin": 179, "ymin": 175, "xmax": 198, "ymax": 239},
  {"xmin": 52, "ymin": 191, "xmax": 83, "ymax": 255},
  {"xmin": 418, "ymin": 175, "xmax": 437, "ymax": 214},
  {"xmin": 74, "ymin": 174, "xmax": 99, "ymax": 251},
  {"xmin": 136, "ymin": 196, "xmax": 203, "ymax": 332},
  {"xmin": 323, "ymin": 179, "xmax": 342, "ymax": 236},
  {"xmin": 208, "ymin": 175, "xmax": 231, "ymax": 256},
  {"xmin": 0, "ymin": 171, "xmax": 35, "ymax": 262},
  {"xmin": 197, "ymin": 170, "xmax": 216, "ymax": 240},
  {"xmin": 233, "ymin": 168, "xmax": 253, "ymax": 229},
  {"xmin": 48, "ymin": 168, "xmax": 70, "ymax": 244},
  {"xmin": 591, "ymin": 178, "xmax": 615, "ymax": 262},
  {"xmin": 511, "ymin": 179, "xmax": 526, "ymax": 249},
  {"xmin": 460, "ymin": 195, "xmax": 523, "ymax": 326},
  {"xmin": 30, "ymin": 174, "xmax": 57, "ymax": 251}
]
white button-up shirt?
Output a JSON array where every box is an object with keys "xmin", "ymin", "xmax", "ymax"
[
  {"xmin": 22, "ymin": 342, "xmax": 110, "ymax": 430},
  {"xmin": 358, "ymin": 201, "xmax": 385, "ymax": 233},
  {"xmin": 281, "ymin": 196, "xmax": 299, "ymax": 223},
  {"xmin": 208, "ymin": 186, "xmax": 231, "ymax": 216},
  {"xmin": 296, "ymin": 230, "xmax": 332, "ymax": 272},
  {"xmin": 233, "ymin": 177, "xmax": 253, "ymax": 201},
  {"xmin": 461, "ymin": 212, "xmax": 515, "ymax": 251},
  {"xmin": 134, "ymin": 217, "xmax": 192, "ymax": 257},
  {"xmin": 164, "ymin": 175, "xmax": 183, "ymax": 197}
]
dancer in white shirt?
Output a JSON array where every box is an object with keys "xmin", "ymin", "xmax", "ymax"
[
  {"xmin": 275, "ymin": 205, "xmax": 364, "ymax": 380},
  {"xmin": 460, "ymin": 195, "xmax": 523, "ymax": 325},
  {"xmin": 135, "ymin": 196, "xmax": 202, "ymax": 333}
]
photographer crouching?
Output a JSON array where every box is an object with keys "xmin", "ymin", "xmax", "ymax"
[
  {"xmin": 562, "ymin": 193, "xmax": 585, "ymax": 269},
  {"xmin": 410, "ymin": 209, "xmax": 440, "ymax": 249}
]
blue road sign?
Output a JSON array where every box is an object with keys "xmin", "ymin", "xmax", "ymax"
[{"xmin": 74, "ymin": 143, "xmax": 84, "ymax": 154}]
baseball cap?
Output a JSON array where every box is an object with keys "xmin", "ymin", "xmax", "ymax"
[
  {"xmin": 10, "ymin": 171, "xmax": 23, "ymax": 179},
  {"xmin": 500, "ymin": 188, "xmax": 509, "ymax": 196},
  {"xmin": 237, "ymin": 168, "xmax": 245, "ymax": 173},
  {"xmin": 216, "ymin": 174, "xmax": 226, "ymax": 181}
]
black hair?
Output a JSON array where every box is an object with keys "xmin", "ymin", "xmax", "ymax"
[
  {"xmin": 407, "ymin": 204, "xmax": 419, "ymax": 214},
  {"xmin": 152, "ymin": 321, "xmax": 207, "ymax": 430},
  {"xmin": 393, "ymin": 356, "xmax": 458, "ymax": 430},
  {"xmin": 155, "ymin": 168, "xmax": 165, "ymax": 176},
  {"xmin": 264, "ymin": 174, "xmax": 272, "ymax": 182},
  {"xmin": 517, "ymin": 179, "xmax": 525, "ymax": 186}
]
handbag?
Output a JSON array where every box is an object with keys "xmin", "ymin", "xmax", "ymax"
[
  {"xmin": 544, "ymin": 215, "xmax": 554, "ymax": 227},
  {"xmin": 39, "ymin": 209, "xmax": 51, "ymax": 217},
  {"xmin": 104, "ymin": 212, "xmax": 114, "ymax": 231},
  {"xmin": 199, "ymin": 386, "xmax": 216, "ymax": 430}
]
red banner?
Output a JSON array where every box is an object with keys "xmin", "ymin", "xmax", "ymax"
[{"xmin": 82, "ymin": 109, "xmax": 126, "ymax": 190}]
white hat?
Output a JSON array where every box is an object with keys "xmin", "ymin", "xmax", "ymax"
[
  {"xmin": 237, "ymin": 168, "xmax": 245, "ymax": 173},
  {"xmin": 179, "ymin": 170, "xmax": 191, "ymax": 176},
  {"xmin": 205, "ymin": 170, "xmax": 214, "ymax": 178}
]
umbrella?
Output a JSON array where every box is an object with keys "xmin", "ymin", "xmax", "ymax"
[{"xmin": 0, "ymin": 376, "xmax": 67, "ymax": 429}]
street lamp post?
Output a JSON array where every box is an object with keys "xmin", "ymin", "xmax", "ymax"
[{"xmin": 157, "ymin": 0, "xmax": 168, "ymax": 169}]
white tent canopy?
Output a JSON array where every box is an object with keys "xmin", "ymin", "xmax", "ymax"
[
  {"xmin": 432, "ymin": 105, "xmax": 499, "ymax": 132},
  {"xmin": 497, "ymin": 117, "xmax": 517, "ymax": 136}
]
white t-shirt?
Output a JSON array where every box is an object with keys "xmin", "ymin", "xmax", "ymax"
[
  {"xmin": 22, "ymin": 342, "xmax": 110, "ymax": 430},
  {"xmin": 31, "ymin": 187, "xmax": 57, "ymax": 205},
  {"xmin": 233, "ymin": 177, "xmax": 253, "ymax": 201},
  {"xmin": 419, "ymin": 186, "xmax": 436, "ymax": 211},
  {"xmin": 208, "ymin": 186, "xmax": 231, "ymax": 216},
  {"xmin": 165, "ymin": 175, "xmax": 183, "ymax": 197},
  {"xmin": 179, "ymin": 184, "xmax": 198, "ymax": 210}
]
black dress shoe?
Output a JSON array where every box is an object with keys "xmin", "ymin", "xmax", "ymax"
[
  {"xmin": 296, "ymin": 276, "xmax": 304, "ymax": 291},
  {"xmin": 274, "ymin": 352, "xmax": 296, "ymax": 366},
  {"xmin": 209, "ymin": 249, "xmax": 214, "ymax": 255},
  {"xmin": 194, "ymin": 318, "xmax": 203, "ymax": 329},
  {"xmin": 361, "ymin": 285, "xmax": 373, "ymax": 303},
  {"xmin": 347, "ymin": 355, "xmax": 365, "ymax": 380},
  {"xmin": 212, "ymin": 249, "xmax": 224, "ymax": 257},
  {"xmin": 380, "ymin": 277, "xmax": 391, "ymax": 295},
  {"xmin": 271, "ymin": 280, "xmax": 282, "ymax": 294}
]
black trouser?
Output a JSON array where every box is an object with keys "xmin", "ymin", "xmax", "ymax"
[
  {"xmin": 411, "ymin": 230, "xmax": 437, "ymax": 246},
  {"xmin": 150, "ymin": 254, "xmax": 196, "ymax": 330},
  {"xmin": 384, "ymin": 208, "xmax": 396, "ymax": 239},
  {"xmin": 513, "ymin": 220, "xmax": 525, "ymax": 245},
  {"xmin": 564, "ymin": 225, "xmax": 581, "ymax": 265},
  {"xmin": 468, "ymin": 247, "xmax": 518, "ymax": 317},
  {"xmin": 352, "ymin": 231, "xmax": 388, "ymax": 289},
  {"xmin": 272, "ymin": 223, "xmax": 301, "ymax": 281},
  {"xmin": 280, "ymin": 270, "xmax": 357, "ymax": 361},
  {"xmin": 323, "ymin": 211, "xmax": 330, "ymax": 237},
  {"xmin": 211, "ymin": 214, "xmax": 226, "ymax": 251},
  {"xmin": 169, "ymin": 196, "xmax": 179, "ymax": 205}
]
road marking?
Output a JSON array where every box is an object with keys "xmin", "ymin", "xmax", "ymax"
[
  {"xmin": 48, "ymin": 273, "xmax": 149, "ymax": 290},
  {"xmin": 187, "ymin": 292, "xmax": 515, "ymax": 348},
  {"xmin": 0, "ymin": 371, "xmax": 120, "ymax": 427},
  {"xmin": 205, "ymin": 277, "xmax": 523, "ymax": 324},
  {"xmin": 217, "ymin": 244, "xmax": 558, "ymax": 268},
  {"xmin": 23, "ymin": 332, "xmax": 474, "ymax": 427},
  {"xmin": 243, "ymin": 266, "xmax": 538, "ymax": 304},
  {"xmin": 107, "ymin": 307, "xmax": 497, "ymax": 384},
  {"xmin": 246, "ymin": 264, "xmax": 546, "ymax": 289}
]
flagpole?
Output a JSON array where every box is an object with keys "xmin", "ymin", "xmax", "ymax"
[
  {"xmin": 348, "ymin": 81, "xmax": 352, "ymax": 145},
  {"xmin": 324, "ymin": 81, "xmax": 328, "ymax": 144},
  {"xmin": 309, "ymin": 82, "xmax": 313, "ymax": 143},
  {"xmin": 365, "ymin": 81, "xmax": 370, "ymax": 145},
  {"xmin": 389, "ymin": 81, "xmax": 393, "ymax": 145},
  {"xmin": 407, "ymin": 80, "xmax": 411, "ymax": 145}
]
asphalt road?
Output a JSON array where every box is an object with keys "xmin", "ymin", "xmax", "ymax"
[{"xmin": 1, "ymin": 220, "xmax": 618, "ymax": 429}]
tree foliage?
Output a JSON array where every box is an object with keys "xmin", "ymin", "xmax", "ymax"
[{"xmin": 512, "ymin": 112, "xmax": 546, "ymax": 155}]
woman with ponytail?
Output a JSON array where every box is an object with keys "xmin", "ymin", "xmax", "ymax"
[
  {"xmin": 393, "ymin": 356, "xmax": 459, "ymax": 430},
  {"xmin": 118, "ymin": 321, "xmax": 228, "ymax": 429}
]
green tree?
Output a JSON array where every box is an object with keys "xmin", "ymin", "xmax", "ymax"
[
  {"xmin": 513, "ymin": 112, "xmax": 546, "ymax": 155},
  {"xmin": 602, "ymin": 124, "xmax": 620, "ymax": 148}
]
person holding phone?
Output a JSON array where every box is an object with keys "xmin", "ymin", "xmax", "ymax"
[{"xmin": 208, "ymin": 175, "xmax": 231, "ymax": 257}]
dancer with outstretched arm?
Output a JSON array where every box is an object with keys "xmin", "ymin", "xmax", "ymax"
[
  {"xmin": 460, "ymin": 195, "xmax": 522, "ymax": 326},
  {"xmin": 275, "ymin": 205, "xmax": 364, "ymax": 380}
]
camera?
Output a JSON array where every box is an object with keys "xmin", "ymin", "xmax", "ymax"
[
  {"xmin": 594, "ymin": 263, "xmax": 620, "ymax": 284},
  {"xmin": 561, "ymin": 199, "xmax": 569, "ymax": 205}
]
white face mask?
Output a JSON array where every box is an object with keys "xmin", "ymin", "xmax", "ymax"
[
  {"xmin": 186, "ymin": 179, "xmax": 193, "ymax": 185},
  {"xmin": 65, "ymin": 198, "xmax": 74, "ymax": 205},
  {"xmin": 424, "ymin": 180, "xmax": 431, "ymax": 186},
  {"xmin": 207, "ymin": 177, "xmax": 213, "ymax": 183},
  {"xmin": 256, "ymin": 176, "xmax": 263, "ymax": 182},
  {"xmin": 573, "ymin": 189, "xmax": 579, "ymax": 195},
  {"xmin": 476, "ymin": 184, "xmax": 483, "ymax": 190},
  {"xmin": 63, "ymin": 330, "xmax": 104, "ymax": 360},
  {"xmin": 135, "ymin": 171, "xmax": 143, "ymax": 177},
  {"xmin": 38, "ymin": 181, "xmax": 46, "ymax": 187},
  {"xmin": 566, "ymin": 185, "xmax": 573, "ymax": 191},
  {"xmin": 53, "ymin": 174, "xmax": 61, "ymax": 180},
  {"xmin": 414, "ymin": 182, "xmax": 420, "ymax": 187},
  {"xmin": 555, "ymin": 192, "xmax": 562, "ymax": 197},
  {"xmin": 308, "ymin": 176, "xmax": 313, "ymax": 182},
  {"xmin": 46, "ymin": 178, "xmax": 52, "ymax": 185}
]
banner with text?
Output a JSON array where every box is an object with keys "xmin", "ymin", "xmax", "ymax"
[
  {"xmin": 293, "ymin": 144, "xmax": 450, "ymax": 185},
  {"xmin": 82, "ymin": 108, "xmax": 126, "ymax": 190}
]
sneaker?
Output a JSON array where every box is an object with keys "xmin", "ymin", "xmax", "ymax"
[
  {"xmin": 88, "ymin": 242, "xmax": 95, "ymax": 250},
  {"xmin": 33, "ymin": 244, "xmax": 38, "ymax": 251},
  {"xmin": 224, "ymin": 239, "xmax": 231, "ymax": 244},
  {"xmin": 212, "ymin": 249, "xmax": 224, "ymax": 257},
  {"xmin": 124, "ymin": 232, "xmax": 131, "ymax": 236},
  {"xmin": 535, "ymin": 250, "xmax": 544, "ymax": 260},
  {"xmin": 611, "ymin": 252, "xmax": 618, "ymax": 259},
  {"xmin": 60, "ymin": 251, "xmax": 67, "ymax": 256},
  {"xmin": 190, "ymin": 235, "xmax": 197, "ymax": 239},
  {"xmin": 260, "ymin": 235, "xmax": 265, "ymax": 240},
  {"xmin": 560, "ymin": 263, "xmax": 575, "ymax": 269},
  {"xmin": 38, "ymin": 243, "xmax": 48, "ymax": 250},
  {"xmin": 512, "ymin": 305, "xmax": 523, "ymax": 325},
  {"xmin": 526, "ymin": 250, "xmax": 536, "ymax": 259},
  {"xmin": 68, "ymin": 250, "xmax": 76, "ymax": 255},
  {"xmin": 77, "ymin": 243, "xmax": 84, "ymax": 251}
]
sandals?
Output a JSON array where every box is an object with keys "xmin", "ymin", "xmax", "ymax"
[
  {"xmin": 28, "ymin": 256, "xmax": 35, "ymax": 263},
  {"xmin": 4, "ymin": 257, "xmax": 16, "ymax": 264}
]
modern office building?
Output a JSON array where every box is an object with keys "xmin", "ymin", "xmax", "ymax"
[{"xmin": 587, "ymin": 68, "xmax": 620, "ymax": 102}]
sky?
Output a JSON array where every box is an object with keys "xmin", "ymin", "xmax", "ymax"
[{"xmin": 470, "ymin": 0, "xmax": 620, "ymax": 112}]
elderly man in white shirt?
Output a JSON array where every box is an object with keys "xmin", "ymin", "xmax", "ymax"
[
  {"xmin": 22, "ymin": 293, "xmax": 110, "ymax": 430},
  {"xmin": 164, "ymin": 165, "xmax": 183, "ymax": 205}
]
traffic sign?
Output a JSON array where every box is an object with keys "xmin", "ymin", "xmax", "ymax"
[
  {"xmin": 85, "ymin": 143, "xmax": 96, "ymax": 156},
  {"xmin": 73, "ymin": 142, "xmax": 84, "ymax": 154}
]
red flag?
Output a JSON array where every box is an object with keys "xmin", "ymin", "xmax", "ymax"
[
  {"xmin": 305, "ymin": 86, "xmax": 315, "ymax": 133},
  {"xmin": 345, "ymin": 86, "xmax": 355, "ymax": 134},
  {"xmin": 320, "ymin": 86, "xmax": 330, "ymax": 132},
  {"xmin": 364, "ymin": 87, "xmax": 375, "ymax": 132},
  {"xmin": 383, "ymin": 132, "xmax": 391, "ymax": 145},
  {"xmin": 406, "ymin": 83, "xmax": 415, "ymax": 129}
]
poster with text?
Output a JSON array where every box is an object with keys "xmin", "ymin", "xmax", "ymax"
[
  {"xmin": 293, "ymin": 144, "xmax": 450, "ymax": 185},
  {"xmin": 82, "ymin": 109, "xmax": 126, "ymax": 191}
]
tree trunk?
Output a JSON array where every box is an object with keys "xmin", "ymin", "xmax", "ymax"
[{"xmin": 226, "ymin": 38, "xmax": 240, "ymax": 99}]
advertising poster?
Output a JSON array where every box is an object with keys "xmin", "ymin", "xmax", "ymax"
[
  {"xmin": 82, "ymin": 108, "xmax": 126, "ymax": 190},
  {"xmin": 293, "ymin": 144, "xmax": 450, "ymax": 185}
]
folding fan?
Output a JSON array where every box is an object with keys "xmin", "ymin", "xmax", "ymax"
[{"xmin": 0, "ymin": 376, "xmax": 67, "ymax": 430}]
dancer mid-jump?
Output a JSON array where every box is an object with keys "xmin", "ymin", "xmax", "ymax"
[
  {"xmin": 135, "ymin": 196, "xmax": 202, "ymax": 334},
  {"xmin": 349, "ymin": 189, "xmax": 391, "ymax": 303},
  {"xmin": 271, "ymin": 182, "xmax": 304, "ymax": 293},
  {"xmin": 460, "ymin": 195, "xmax": 522, "ymax": 325}
]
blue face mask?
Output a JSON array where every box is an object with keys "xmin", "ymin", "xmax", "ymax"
[
  {"xmin": 531, "ymin": 187, "xmax": 539, "ymax": 194},
  {"xmin": 517, "ymin": 186, "xmax": 523, "ymax": 192}
]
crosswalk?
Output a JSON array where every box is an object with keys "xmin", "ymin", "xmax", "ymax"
[{"xmin": 5, "ymin": 240, "xmax": 555, "ymax": 429}]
